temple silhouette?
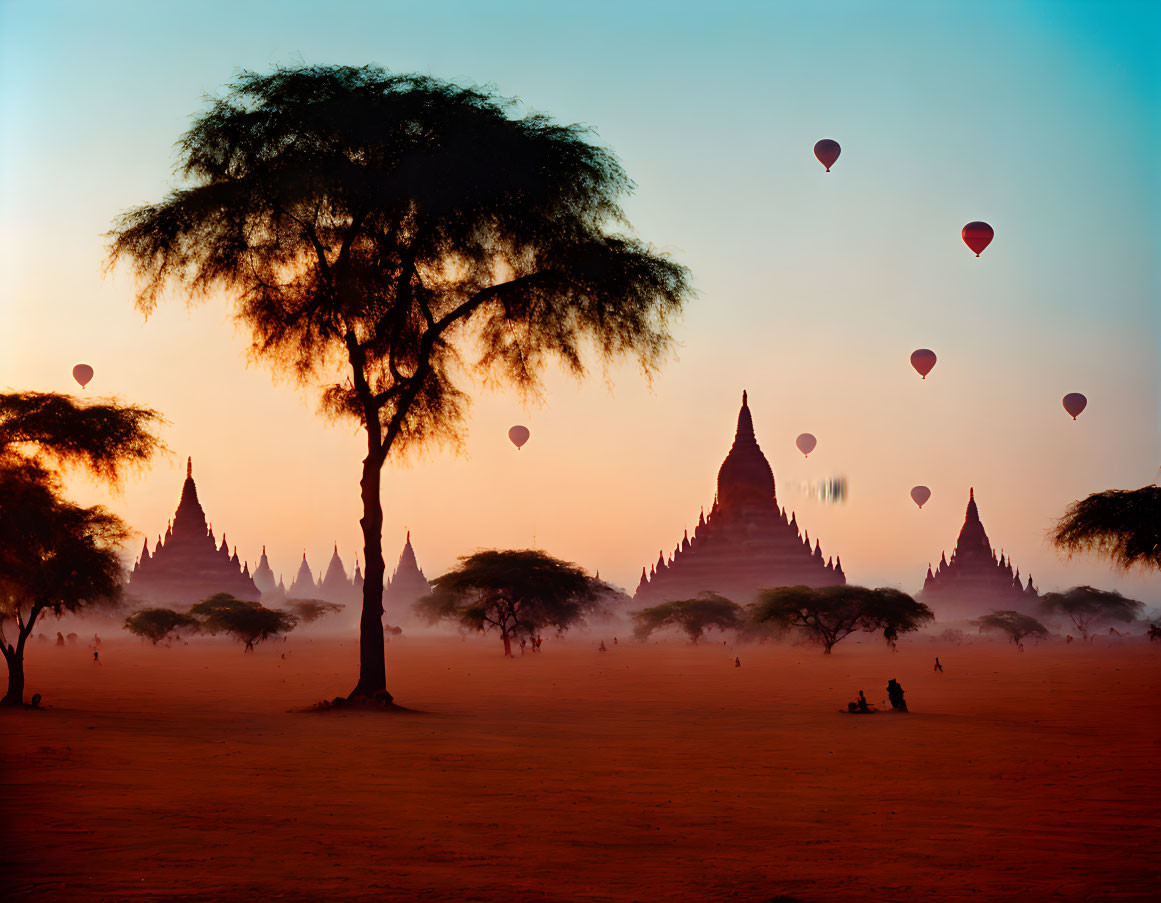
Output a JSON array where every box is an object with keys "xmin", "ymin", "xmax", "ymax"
[
  {"xmin": 920, "ymin": 487, "xmax": 1038, "ymax": 619},
  {"xmin": 383, "ymin": 532, "xmax": 432, "ymax": 625},
  {"xmin": 634, "ymin": 391, "xmax": 844, "ymax": 606},
  {"xmin": 127, "ymin": 458, "xmax": 260, "ymax": 606}
]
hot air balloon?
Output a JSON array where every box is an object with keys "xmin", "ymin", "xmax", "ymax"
[
  {"xmin": 508, "ymin": 425, "xmax": 530, "ymax": 450},
  {"xmin": 1062, "ymin": 393, "xmax": 1087, "ymax": 420},
  {"xmin": 910, "ymin": 349, "xmax": 937, "ymax": 379},
  {"xmin": 72, "ymin": 364, "xmax": 94, "ymax": 389},
  {"xmin": 795, "ymin": 433, "xmax": 817, "ymax": 458},
  {"xmin": 814, "ymin": 139, "xmax": 840, "ymax": 172},
  {"xmin": 962, "ymin": 221, "xmax": 994, "ymax": 257},
  {"xmin": 910, "ymin": 486, "xmax": 931, "ymax": 509}
]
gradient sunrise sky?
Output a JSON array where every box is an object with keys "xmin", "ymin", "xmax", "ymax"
[{"xmin": 1, "ymin": 1, "xmax": 1157, "ymax": 603}]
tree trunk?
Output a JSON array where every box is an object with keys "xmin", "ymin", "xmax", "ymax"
[
  {"xmin": 350, "ymin": 452, "xmax": 389, "ymax": 701},
  {"xmin": 3, "ymin": 656, "xmax": 24, "ymax": 706},
  {"xmin": 502, "ymin": 631, "xmax": 512, "ymax": 658}
]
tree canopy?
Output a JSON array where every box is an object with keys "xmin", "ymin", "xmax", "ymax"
[
  {"xmin": 108, "ymin": 64, "xmax": 692, "ymax": 700},
  {"xmin": 1039, "ymin": 586, "xmax": 1143, "ymax": 641},
  {"xmin": 0, "ymin": 392, "xmax": 164, "ymax": 705},
  {"xmin": 1050, "ymin": 486, "xmax": 1161, "ymax": 572},
  {"xmin": 124, "ymin": 608, "xmax": 201, "ymax": 645},
  {"xmin": 976, "ymin": 610, "xmax": 1048, "ymax": 646},
  {"xmin": 751, "ymin": 585, "xmax": 933, "ymax": 654},
  {"xmin": 190, "ymin": 593, "xmax": 298, "ymax": 651},
  {"xmin": 417, "ymin": 549, "xmax": 608, "ymax": 656},
  {"xmin": 284, "ymin": 598, "xmax": 345, "ymax": 623},
  {"xmin": 632, "ymin": 593, "xmax": 743, "ymax": 644}
]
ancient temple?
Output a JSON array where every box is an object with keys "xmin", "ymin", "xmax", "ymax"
[
  {"xmin": 919, "ymin": 488, "xmax": 1038, "ymax": 620},
  {"xmin": 288, "ymin": 553, "xmax": 318, "ymax": 598},
  {"xmin": 634, "ymin": 392, "xmax": 844, "ymax": 606},
  {"xmin": 127, "ymin": 458, "xmax": 260, "ymax": 606},
  {"xmin": 383, "ymin": 532, "xmax": 432, "ymax": 624}
]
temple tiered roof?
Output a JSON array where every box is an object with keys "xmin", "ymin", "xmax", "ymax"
[
  {"xmin": 127, "ymin": 458, "xmax": 259, "ymax": 606},
  {"xmin": 920, "ymin": 488, "xmax": 1037, "ymax": 619},
  {"xmin": 634, "ymin": 392, "xmax": 844, "ymax": 606}
]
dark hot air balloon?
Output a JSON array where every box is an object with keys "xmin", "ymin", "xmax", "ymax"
[
  {"xmin": 795, "ymin": 433, "xmax": 817, "ymax": 458},
  {"xmin": 962, "ymin": 222, "xmax": 994, "ymax": 256},
  {"xmin": 910, "ymin": 349, "xmax": 937, "ymax": 379},
  {"xmin": 1062, "ymin": 393, "xmax": 1087, "ymax": 420},
  {"xmin": 910, "ymin": 486, "xmax": 931, "ymax": 509},
  {"xmin": 508, "ymin": 425, "xmax": 530, "ymax": 450},
  {"xmin": 72, "ymin": 364, "xmax": 94, "ymax": 389},
  {"xmin": 814, "ymin": 139, "xmax": 840, "ymax": 172}
]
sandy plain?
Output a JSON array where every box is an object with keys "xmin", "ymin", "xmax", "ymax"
[{"xmin": 3, "ymin": 631, "xmax": 1159, "ymax": 902}]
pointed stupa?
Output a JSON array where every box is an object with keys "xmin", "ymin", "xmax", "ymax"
[
  {"xmin": 289, "ymin": 552, "xmax": 317, "ymax": 598},
  {"xmin": 319, "ymin": 543, "xmax": 356, "ymax": 604},
  {"xmin": 715, "ymin": 390, "xmax": 775, "ymax": 508},
  {"xmin": 383, "ymin": 531, "xmax": 432, "ymax": 625},
  {"xmin": 252, "ymin": 545, "xmax": 277, "ymax": 596}
]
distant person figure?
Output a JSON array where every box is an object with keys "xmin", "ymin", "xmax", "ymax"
[
  {"xmin": 520, "ymin": 637, "xmax": 527, "ymax": 655},
  {"xmin": 598, "ymin": 640, "xmax": 607, "ymax": 653},
  {"xmin": 533, "ymin": 634, "xmax": 543, "ymax": 652},
  {"xmin": 93, "ymin": 650, "xmax": 100, "ymax": 665},
  {"xmin": 1018, "ymin": 642, "xmax": 1025, "ymax": 653},
  {"xmin": 613, "ymin": 637, "xmax": 618, "ymax": 645},
  {"xmin": 734, "ymin": 657, "xmax": 741, "ymax": 668},
  {"xmin": 887, "ymin": 678, "xmax": 907, "ymax": 712},
  {"xmin": 56, "ymin": 632, "xmax": 65, "ymax": 646},
  {"xmin": 934, "ymin": 657, "xmax": 943, "ymax": 673},
  {"xmin": 857, "ymin": 690, "xmax": 871, "ymax": 713}
]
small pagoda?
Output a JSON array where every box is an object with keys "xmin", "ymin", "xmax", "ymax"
[
  {"xmin": 919, "ymin": 488, "xmax": 1038, "ymax": 620},
  {"xmin": 634, "ymin": 391, "xmax": 844, "ymax": 606},
  {"xmin": 127, "ymin": 458, "xmax": 260, "ymax": 606}
]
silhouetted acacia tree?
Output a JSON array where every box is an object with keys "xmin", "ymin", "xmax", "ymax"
[
  {"xmin": 976, "ymin": 610, "xmax": 1048, "ymax": 647},
  {"xmin": 190, "ymin": 594, "xmax": 298, "ymax": 651},
  {"xmin": 1039, "ymin": 586, "xmax": 1143, "ymax": 642},
  {"xmin": 1051, "ymin": 486, "xmax": 1161, "ymax": 572},
  {"xmin": 418, "ymin": 549, "xmax": 607, "ymax": 656},
  {"xmin": 751, "ymin": 585, "xmax": 932, "ymax": 654},
  {"xmin": 124, "ymin": 607, "xmax": 201, "ymax": 644},
  {"xmin": 0, "ymin": 392, "xmax": 164, "ymax": 706},
  {"xmin": 284, "ymin": 599, "xmax": 344, "ymax": 623},
  {"xmin": 108, "ymin": 65, "xmax": 691, "ymax": 701},
  {"xmin": 632, "ymin": 593, "xmax": 743, "ymax": 644}
]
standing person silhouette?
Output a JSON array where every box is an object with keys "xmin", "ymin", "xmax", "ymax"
[
  {"xmin": 934, "ymin": 657, "xmax": 943, "ymax": 672},
  {"xmin": 93, "ymin": 650, "xmax": 100, "ymax": 665}
]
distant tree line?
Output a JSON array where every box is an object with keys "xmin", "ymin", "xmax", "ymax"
[{"xmin": 125, "ymin": 595, "xmax": 343, "ymax": 651}]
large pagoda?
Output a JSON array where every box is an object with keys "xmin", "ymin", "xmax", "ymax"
[
  {"xmin": 919, "ymin": 488, "xmax": 1038, "ymax": 620},
  {"xmin": 127, "ymin": 458, "xmax": 260, "ymax": 606},
  {"xmin": 383, "ymin": 532, "xmax": 432, "ymax": 625},
  {"xmin": 634, "ymin": 391, "xmax": 844, "ymax": 606}
]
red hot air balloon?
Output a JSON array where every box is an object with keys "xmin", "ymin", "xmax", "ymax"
[
  {"xmin": 508, "ymin": 425, "xmax": 530, "ymax": 450},
  {"xmin": 72, "ymin": 364, "xmax": 94, "ymax": 389},
  {"xmin": 910, "ymin": 486, "xmax": 931, "ymax": 509},
  {"xmin": 814, "ymin": 139, "xmax": 840, "ymax": 172},
  {"xmin": 910, "ymin": 349, "xmax": 937, "ymax": 379},
  {"xmin": 1062, "ymin": 393, "xmax": 1087, "ymax": 420},
  {"xmin": 795, "ymin": 433, "xmax": 817, "ymax": 458},
  {"xmin": 962, "ymin": 221, "xmax": 994, "ymax": 256}
]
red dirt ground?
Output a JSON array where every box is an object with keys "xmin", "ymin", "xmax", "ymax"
[{"xmin": 3, "ymin": 634, "xmax": 1159, "ymax": 902}]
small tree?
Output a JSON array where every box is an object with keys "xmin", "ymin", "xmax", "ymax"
[
  {"xmin": 190, "ymin": 593, "xmax": 298, "ymax": 651},
  {"xmin": 108, "ymin": 65, "xmax": 691, "ymax": 702},
  {"xmin": 284, "ymin": 598, "xmax": 344, "ymax": 623},
  {"xmin": 418, "ymin": 549, "xmax": 605, "ymax": 656},
  {"xmin": 1040, "ymin": 586, "xmax": 1143, "ymax": 642},
  {"xmin": 124, "ymin": 608, "xmax": 201, "ymax": 645},
  {"xmin": 1051, "ymin": 486, "xmax": 1161, "ymax": 572},
  {"xmin": 859, "ymin": 587, "xmax": 935, "ymax": 647},
  {"xmin": 632, "ymin": 594, "xmax": 743, "ymax": 644},
  {"xmin": 0, "ymin": 392, "xmax": 164, "ymax": 706},
  {"xmin": 751, "ymin": 585, "xmax": 932, "ymax": 654},
  {"xmin": 977, "ymin": 610, "xmax": 1048, "ymax": 647}
]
